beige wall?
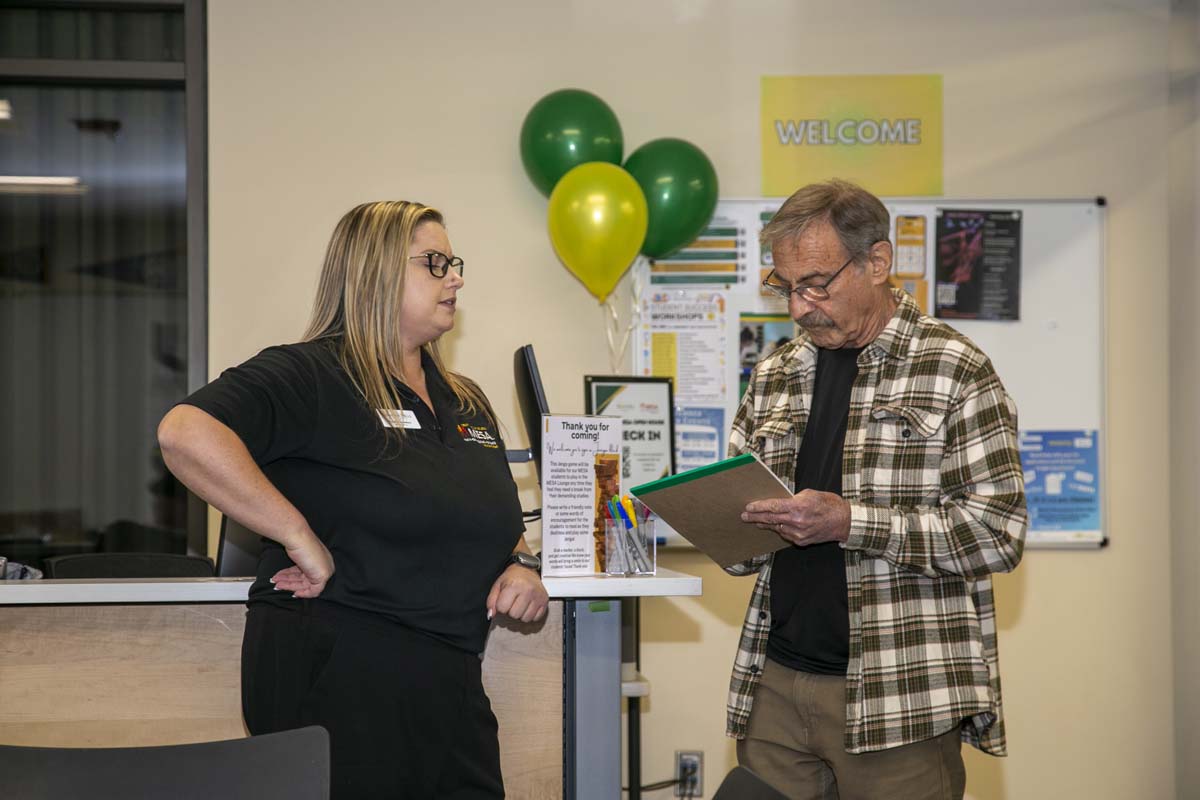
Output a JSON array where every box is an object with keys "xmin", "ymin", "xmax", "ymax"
[
  {"xmin": 208, "ymin": 1, "xmax": 1182, "ymax": 798},
  {"xmin": 1169, "ymin": 2, "xmax": 1200, "ymax": 797}
]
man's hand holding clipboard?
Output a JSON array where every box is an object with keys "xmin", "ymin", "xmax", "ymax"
[
  {"xmin": 740, "ymin": 489, "xmax": 852, "ymax": 548},
  {"xmin": 630, "ymin": 453, "xmax": 797, "ymax": 567}
]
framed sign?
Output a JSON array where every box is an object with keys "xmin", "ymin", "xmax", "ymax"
[
  {"xmin": 540, "ymin": 414, "xmax": 623, "ymax": 576},
  {"xmin": 584, "ymin": 376, "xmax": 676, "ymax": 490}
]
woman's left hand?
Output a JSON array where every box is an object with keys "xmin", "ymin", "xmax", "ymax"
[{"xmin": 486, "ymin": 565, "xmax": 549, "ymax": 623}]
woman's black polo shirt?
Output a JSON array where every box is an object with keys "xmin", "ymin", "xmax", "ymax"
[{"xmin": 183, "ymin": 337, "xmax": 524, "ymax": 654}]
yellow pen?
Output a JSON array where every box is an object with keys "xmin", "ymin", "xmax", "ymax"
[
  {"xmin": 619, "ymin": 494, "xmax": 651, "ymax": 572},
  {"xmin": 620, "ymin": 496, "xmax": 638, "ymax": 530}
]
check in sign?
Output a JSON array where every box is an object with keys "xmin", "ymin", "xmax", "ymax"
[{"xmin": 761, "ymin": 75, "xmax": 943, "ymax": 197}]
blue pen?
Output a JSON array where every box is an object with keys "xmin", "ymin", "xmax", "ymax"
[
  {"xmin": 615, "ymin": 500, "xmax": 634, "ymax": 530},
  {"xmin": 615, "ymin": 498, "xmax": 651, "ymax": 572},
  {"xmin": 605, "ymin": 498, "xmax": 630, "ymax": 573}
]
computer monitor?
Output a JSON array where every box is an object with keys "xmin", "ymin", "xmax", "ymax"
[
  {"xmin": 216, "ymin": 515, "xmax": 263, "ymax": 577},
  {"xmin": 513, "ymin": 344, "xmax": 550, "ymax": 484}
]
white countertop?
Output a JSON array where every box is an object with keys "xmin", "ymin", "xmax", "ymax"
[
  {"xmin": 0, "ymin": 568, "xmax": 701, "ymax": 605},
  {"xmin": 543, "ymin": 567, "xmax": 701, "ymax": 599}
]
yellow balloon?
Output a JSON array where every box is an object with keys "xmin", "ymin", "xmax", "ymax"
[{"xmin": 547, "ymin": 162, "xmax": 648, "ymax": 303}]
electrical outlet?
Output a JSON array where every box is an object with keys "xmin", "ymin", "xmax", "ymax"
[{"xmin": 674, "ymin": 750, "xmax": 703, "ymax": 797}]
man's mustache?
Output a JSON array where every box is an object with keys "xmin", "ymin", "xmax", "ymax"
[{"xmin": 798, "ymin": 311, "xmax": 835, "ymax": 328}]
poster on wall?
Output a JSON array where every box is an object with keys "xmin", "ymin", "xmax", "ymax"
[
  {"xmin": 540, "ymin": 415, "xmax": 623, "ymax": 576},
  {"xmin": 934, "ymin": 208, "xmax": 1022, "ymax": 320},
  {"xmin": 634, "ymin": 200, "xmax": 782, "ymax": 304},
  {"xmin": 638, "ymin": 289, "xmax": 729, "ymax": 406},
  {"xmin": 1019, "ymin": 429, "xmax": 1103, "ymax": 546},
  {"xmin": 893, "ymin": 214, "xmax": 928, "ymax": 278},
  {"xmin": 886, "ymin": 207, "xmax": 932, "ymax": 312},
  {"xmin": 648, "ymin": 215, "xmax": 749, "ymax": 287},
  {"xmin": 760, "ymin": 74, "xmax": 944, "ymax": 197},
  {"xmin": 674, "ymin": 406, "xmax": 726, "ymax": 472},
  {"xmin": 738, "ymin": 312, "xmax": 795, "ymax": 397},
  {"xmin": 584, "ymin": 376, "xmax": 676, "ymax": 489}
]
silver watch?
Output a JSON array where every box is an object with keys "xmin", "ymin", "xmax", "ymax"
[{"xmin": 507, "ymin": 551, "xmax": 541, "ymax": 573}]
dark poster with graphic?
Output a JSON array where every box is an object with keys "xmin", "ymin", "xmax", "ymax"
[{"xmin": 934, "ymin": 209, "xmax": 1022, "ymax": 320}]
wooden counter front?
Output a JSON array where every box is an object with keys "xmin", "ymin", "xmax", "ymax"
[{"xmin": 0, "ymin": 602, "xmax": 562, "ymax": 799}]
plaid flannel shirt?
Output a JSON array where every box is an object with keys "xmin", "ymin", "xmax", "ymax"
[{"xmin": 725, "ymin": 290, "xmax": 1026, "ymax": 756}]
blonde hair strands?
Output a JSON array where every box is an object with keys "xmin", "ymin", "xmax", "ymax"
[{"xmin": 303, "ymin": 201, "xmax": 494, "ymax": 441}]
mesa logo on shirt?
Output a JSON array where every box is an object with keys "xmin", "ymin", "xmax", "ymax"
[{"xmin": 457, "ymin": 424, "xmax": 499, "ymax": 449}]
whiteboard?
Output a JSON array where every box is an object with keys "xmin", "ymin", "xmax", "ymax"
[{"xmin": 633, "ymin": 197, "xmax": 1106, "ymax": 549}]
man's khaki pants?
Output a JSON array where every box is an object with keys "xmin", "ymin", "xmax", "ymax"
[{"xmin": 736, "ymin": 659, "xmax": 966, "ymax": 800}]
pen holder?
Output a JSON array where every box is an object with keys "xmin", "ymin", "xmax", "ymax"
[{"xmin": 604, "ymin": 519, "xmax": 656, "ymax": 576}]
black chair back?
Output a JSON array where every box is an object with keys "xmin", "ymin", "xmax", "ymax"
[
  {"xmin": 0, "ymin": 726, "xmax": 330, "ymax": 800},
  {"xmin": 99, "ymin": 519, "xmax": 187, "ymax": 553},
  {"xmin": 216, "ymin": 514, "xmax": 263, "ymax": 577},
  {"xmin": 43, "ymin": 552, "xmax": 214, "ymax": 579},
  {"xmin": 713, "ymin": 766, "xmax": 790, "ymax": 800}
]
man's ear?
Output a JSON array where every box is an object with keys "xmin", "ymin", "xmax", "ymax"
[{"xmin": 867, "ymin": 239, "xmax": 893, "ymax": 286}]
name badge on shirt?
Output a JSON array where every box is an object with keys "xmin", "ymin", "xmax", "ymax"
[{"xmin": 379, "ymin": 409, "xmax": 421, "ymax": 429}]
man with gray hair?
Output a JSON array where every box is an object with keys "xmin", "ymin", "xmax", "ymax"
[{"xmin": 726, "ymin": 179, "xmax": 1027, "ymax": 799}]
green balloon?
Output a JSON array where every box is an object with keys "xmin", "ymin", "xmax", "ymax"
[
  {"xmin": 623, "ymin": 138, "xmax": 719, "ymax": 259},
  {"xmin": 520, "ymin": 89, "xmax": 624, "ymax": 196}
]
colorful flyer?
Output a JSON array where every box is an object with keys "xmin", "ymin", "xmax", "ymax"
[
  {"xmin": 639, "ymin": 289, "xmax": 729, "ymax": 406},
  {"xmin": 540, "ymin": 415, "xmax": 623, "ymax": 576},
  {"xmin": 893, "ymin": 214, "xmax": 928, "ymax": 279},
  {"xmin": 934, "ymin": 208, "xmax": 1022, "ymax": 320},
  {"xmin": 1019, "ymin": 429, "xmax": 1102, "ymax": 543}
]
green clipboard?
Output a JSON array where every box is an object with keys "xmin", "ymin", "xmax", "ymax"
[{"xmin": 630, "ymin": 453, "xmax": 794, "ymax": 567}]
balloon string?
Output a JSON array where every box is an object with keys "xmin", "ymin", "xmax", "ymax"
[
  {"xmin": 624, "ymin": 260, "xmax": 644, "ymax": 363},
  {"xmin": 604, "ymin": 296, "xmax": 623, "ymax": 373},
  {"xmin": 604, "ymin": 298, "xmax": 618, "ymax": 371},
  {"xmin": 603, "ymin": 256, "xmax": 646, "ymax": 373}
]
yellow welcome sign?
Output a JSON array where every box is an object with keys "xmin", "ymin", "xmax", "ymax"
[{"xmin": 761, "ymin": 75, "xmax": 942, "ymax": 197}]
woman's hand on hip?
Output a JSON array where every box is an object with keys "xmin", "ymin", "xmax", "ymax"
[
  {"xmin": 487, "ymin": 565, "xmax": 549, "ymax": 623},
  {"xmin": 271, "ymin": 530, "xmax": 335, "ymax": 598}
]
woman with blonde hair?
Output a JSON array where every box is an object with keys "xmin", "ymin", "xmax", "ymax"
[{"xmin": 158, "ymin": 200, "xmax": 547, "ymax": 799}]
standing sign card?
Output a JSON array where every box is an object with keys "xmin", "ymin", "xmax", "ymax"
[{"xmin": 540, "ymin": 414, "xmax": 623, "ymax": 576}]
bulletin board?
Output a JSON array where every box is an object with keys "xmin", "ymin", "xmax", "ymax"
[{"xmin": 632, "ymin": 197, "xmax": 1106, "ymax": 549}]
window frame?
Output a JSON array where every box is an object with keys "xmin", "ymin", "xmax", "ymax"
[{"xmin": 0, "ymin": 0, "xmax": 209, "ymax": 555}]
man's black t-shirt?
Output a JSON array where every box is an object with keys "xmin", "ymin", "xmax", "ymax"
[
  {"xmin": 766, "ymin": 346, "xmax": 861, "ymax": 675},
  {"xmin": 183, "ymin": 337, "xmax": 524, "ymax": 654}
]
